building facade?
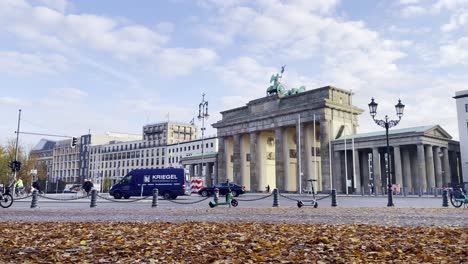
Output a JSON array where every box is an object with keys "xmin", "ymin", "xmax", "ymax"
[
  {"xmin": 332, "ymin": 125, "xmax": 462, "ymax": 194},
  {"xmin": 213, "ymin": 86, "xmax": 362, "ymax": 192},
  {"xmin": 169, "ymin": 136, "xmax": 218, "ymax": 185},
  {"xmin": 88, "ymin": 122, "xmax": 199, "ymax": 185},
  {"xmin": 454, "ymin": 90, "xmax": 468, "ymax": 183},
  {"xmin": 30, "ymin": 139, "xmax": 56, "ymax": 180}
]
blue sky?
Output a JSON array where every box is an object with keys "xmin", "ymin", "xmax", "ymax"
[{"xmin": 0, "ymin": 0, "xmax": 466, "ymax": 148}]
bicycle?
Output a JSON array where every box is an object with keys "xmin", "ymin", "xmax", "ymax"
[
  {"xmin": 449, "ymin": 185, "xmax": 468, "ymax": 208},
  {"xmin": 0, "ymin": 184, "xmax": 14, "ymax": 208},
  {"xmin": 297, "ymin": 179, "xmax": 318, "ymax": 208}
]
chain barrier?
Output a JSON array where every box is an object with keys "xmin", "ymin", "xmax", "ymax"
[
  {"xmin": 236, "ymin": 192, "xmax": 273, "ymax": 201},
  {"xmin": 166, "ymin": 196, "xmax": 211, "ymax": 205},
  {"xmin": 13, "ymin": 194, "xmax": 33, "ymax": 200},
  {"xmin": 38, "ymin": 193, "xmax": 89, "ymax": 201},
  {"xmin": 96, "ymin": 193, "xmax": 152, "ymax": 203}
]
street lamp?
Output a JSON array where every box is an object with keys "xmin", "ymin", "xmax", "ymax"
[
  {"xmin": 198, "ymin": 93, "xmax": 209, "ymax": 184},
  {"xmin": 368, "ymin": 98, "xmax": 405, "ymax": 207}
]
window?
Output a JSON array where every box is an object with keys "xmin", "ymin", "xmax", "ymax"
[{"xmin": 466, "ymin": 104, "xmax": 468, "ymax": 112}]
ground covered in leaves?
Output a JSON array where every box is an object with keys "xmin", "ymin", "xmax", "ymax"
[{"xmin": 0, "ymin": 222, "xmax": 466, "ymax": 263}]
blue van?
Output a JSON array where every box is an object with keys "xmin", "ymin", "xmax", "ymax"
[{"xmin": 109, "ymin": 168, "xmax": 187, "ymax": 199}]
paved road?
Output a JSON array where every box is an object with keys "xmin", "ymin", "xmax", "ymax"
[
  {"xmin": 2, "ymin": 193, "xmax": 467, "ymax": 227},
  {"xmin": 7, "ymin": 192, "xmax": 454, "ymax": 209}
]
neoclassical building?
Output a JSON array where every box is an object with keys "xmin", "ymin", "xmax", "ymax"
[
  {"xmin": 332, "ymin": 125, "xmax": 462, "ymax": 195},
  {"xmin": 213, "ymin": 85, "xmax": 362, "ymax": 192}
]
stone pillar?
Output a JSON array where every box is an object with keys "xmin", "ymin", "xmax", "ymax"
[
  {"xmin": 239, "ymin": 134, "xmax": 247, "ymax": 188},
  {"xmin": 304, "ymin": 124, "xmax": 313, "ymax": 188},
  {"xmin": 189, "ymin": 164, "xmax": 195, "ymax": 178},
  {"xmin": 275, "ymin": 127, "xmax": 285, "ymax": 191},
  {"xmin": 233, "ymin": 134, "xmax": 241, "ymax": 184},
  {"xmin": 402, "ymin": 148, "xmax": 412, "ymax": 190},
  {"xmin": 217, "ymin": 137, "xmax": 226, "ymax": 183},
  {"xmin": 296, "ymin": 118, "xmax": 306, "ymax": 192},
  {"xmin": 249, "ymin": 131, "xmax": 259, "ymax": 192},
  {"xmin": 442, "ymin": 147, "xmax": 451, "ymax": 187},
  {"xmin": 372, "ymin": 147, "xmax": 381, "ymax": 194},
  {"xmin": 353, "ymin": 149, "xmax": 361, "ymax": 193},
  {"xmin": 333, "ymin": 151, "xmax": 342, "ymax": 193},
  {"xmin": 434, "ymin": 146, "xmax": 443, "ymax": 188},
  {"xmin": 361, "ymin": 151, "xmax": 370, "ymax": 193},
  {"xmin": 320, "ymin": 120, "xmax": 331, "ymax": 190},
  {"xmin": 282, "ymin": 128, "xmax": 290, "ymax": 191},
  {"xmin": 425, "ymin": 145, "xmax": 435, "ymax": 192},
  {"xmin": 213, "ymin": 161, "xmax": 218, "ymax": 185},
  {"xmin": 417, "ymin": 144, "xmax": 427, "ymax": 192},
  {"xmin": 393, "ymin": 145, "xmax": 403, "ymax": 188}
]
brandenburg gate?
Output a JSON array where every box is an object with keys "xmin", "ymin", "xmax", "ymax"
[{"xmin": 213, "ymin": 70, "xmax": 363, "ymax": 192}]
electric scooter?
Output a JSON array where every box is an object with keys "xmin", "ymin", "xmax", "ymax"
[
  {"xmin": 297, "ymin": 179, "xmax": 318, "ymax": 208},
  {"xmin": 209, "ymin": 187, "xmax": 238, "ymax": 208}
]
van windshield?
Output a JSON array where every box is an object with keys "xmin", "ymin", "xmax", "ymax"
[{"xmin": 120, "ymin": 175, "xmax": 132, "ymax": 184}]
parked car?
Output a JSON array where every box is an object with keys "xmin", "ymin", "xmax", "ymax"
[
  {"xmin": 198, "ymin": 182, "xmax": 245, "ymax": 197},
  {"xmin": 63, "ymin": 184, "xmax": 82, "ymax": 193}
]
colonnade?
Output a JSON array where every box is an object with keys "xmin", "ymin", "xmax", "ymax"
[
  {"xmin": 333, "ymin": 144, "xmax": 462, "ymax": 194},
  {"xmin": 217, "ymin": 120, "xmax": 327, "ymax": 192}
]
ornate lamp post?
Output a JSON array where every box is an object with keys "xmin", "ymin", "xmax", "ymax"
[
  {"xmin": 198, "ymin": 93, "xmax": 209, "ymax": 184},
  {"xmin": 368, "ymin": 98, "xmax": 405, "ymax": 207}
]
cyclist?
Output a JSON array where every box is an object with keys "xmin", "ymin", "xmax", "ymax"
[{"xmin": 15, "ymin": 178, "xmax": 24, "ymax": 196}]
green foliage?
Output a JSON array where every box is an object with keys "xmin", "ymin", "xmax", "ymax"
[
  {"xmin": 102, "ymin": 177, "xmax": 113, "ymax": 192},
  {"xmin": 0, "ymin": 139, "xmax": 37, "ymax": 187}
]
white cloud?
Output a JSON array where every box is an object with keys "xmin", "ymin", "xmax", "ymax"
[
  {"xmin": 0, "ymin": 51, "xmax": 68, "ymax": 75},
  {"xmin": 400, "ymin": 5, "xmax": 426, "ymax": 17},
  {"xmin": 441, "ymin": 11, "xmax": 468, "ymax": 31},
  {"xmin": 156, "ymin": 48, "xmax": 218, "ymax": 77},
  {"xmin": 0, "ymin": 97, "xmax": 23, "ymax": 106},
  {"xmin": 440, "ymin": 37, "xmax": 468, "ymax": 65},
  {"xmin": 49, "ymin": 88, "xmax": 88, "ymax": 100},
  {"xmin": 399, "ymin": 0, "xmax": 420, "ymax": 4},
  {"xmin": 38, "ymin": 0, "xmax": 67, "ymax": 13}
]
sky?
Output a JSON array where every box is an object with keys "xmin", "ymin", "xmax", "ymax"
[{"xmin": 0, "ymin": 0, "xmax": 466, "ymax": 148}]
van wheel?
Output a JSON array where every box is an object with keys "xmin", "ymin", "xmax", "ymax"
[
  {"xmin": 201, "ymin": 190, "xmax": 209, "ymax": 197},
  {"xmin": 163, "ymin": 192, "xmax": 171, "ymax": 200},
  {"xmin": 124, "ymin": 195, "xmax": 130, "ymax": 199},
  {"xmin": 170, "ymin": 194, "xmax": 178, "ymax": 199},
  {"xmin": 113, "ymin": 192, "xmax": 122, "ymax": 199}
]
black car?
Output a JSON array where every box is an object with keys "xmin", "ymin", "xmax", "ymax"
[{"xmin": 198, "ymin": 182, "xmax": 245, "ymax": 197}]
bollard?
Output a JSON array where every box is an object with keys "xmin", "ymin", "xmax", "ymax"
[
  {"xmin": 152, "ymin": 189, "xmax": 159, "ymax": 208},
  {"xmin": 30, "ymin": 189, "xmax": 38, "ymax": 208},
  {"xmin": 214, "ymin": 188, "xmax": 219, "ymax": 205},
  {"xmin": 442, "ymin": 189, "xmax": 449, "ymax": 207},
  {"xmin": 418, "ymin": 187, "xmax": 422, "ymax": 197},
  {"xmin": 331, "ymin": 189, "xmax": 337, "ymax": 207},
  {"xmin": 272, "ymin": 188, "xmax": 279, "ymax": 207},
  {"xmin": 90, "ymin": 189, "xmax": 97, "ymax": 208}
]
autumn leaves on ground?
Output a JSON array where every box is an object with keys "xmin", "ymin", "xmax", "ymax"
[{"xmin": 0, "ymin": 222, "xmax": 466, "ymax": 263}]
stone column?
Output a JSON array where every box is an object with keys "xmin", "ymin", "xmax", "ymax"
[
  {"xmin": 189, "ymin": 164, "xmax": 194, "ymax": 178},
  {"xmin": 249, "ymin": 131, "xmax": 259, "ymax": 192},
  {"xmin": 282, "ymin": 128, "xmax": 290, "ymax": 191},
  {"xmin": 239, "ymin": 134, "xmax": 247, "ymax": 188},
  {"xmin": 442, "ymin": 147, "xmax": 451, "ymax": 187},
  {"xmin": 353, "ymin": 149, "xmax": 361, "ymax": 193},
  {"xmin": 304, "ymin": 124, "xmax": 313, "ymax": 187},
  {"xmin": 275, "ymin": 127, "xmax": 285, "ymax": 191},
  {"xmin": 393, "ymin": 145, "xmax": 403, "ymax": 188},
  {"xmin": 233, "ymin": 134, "xmax": 241, "ymax": 184},
  {"xmin": 333, "ymin": 151, "xmax": 342, "ymax": 193},
  {"xmin": 425, "ymin": 145, "xmax": 435, "ymax": 192},
  {"xmin": 213, "ymin": 161, "xmax": 218, "ymax": 185},
  {"xmin": 320, "ymin": 120, "xmax": 331, "ymax": 190},
  {"xmin": 433, "ymin": 146, "xmax": 443, "ymax": 188},
  {"xmin": 417, "ymin": 144, "xmax": 427, "ymax": 192},
  {"xmin": 361, "ymin": 151, "xmax": 370, "ymax": 194},
  {"xmin": 217, "ymin": 137, "xmax": 226, "ymax": 183},
  {"xmin": 372, "ymin": 147, "xmax": 381, "ymax": 194},
  {"xmin": 402, "ymin": 148, "xmax": 412, "ymax": 190},
  {"xmin": 296, "ymin": 119, "xmax": 306, "ymax": 192}
]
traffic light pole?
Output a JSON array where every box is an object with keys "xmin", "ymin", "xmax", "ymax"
[{"xmin": 13, "ymin": 109, "xmax": 22, "ymax": 181}]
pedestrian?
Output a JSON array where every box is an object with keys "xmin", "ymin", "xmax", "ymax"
[
  {"xmin": 266, "ymin": 185, "xmax": 270, "ymax": 193},
  {"xmin": 32, "ymin": 180, "xmax": 42, "ymax": 194},
  {"xmin": 82, "ymin": 179, "xmax": 94, "ymax": 196}
]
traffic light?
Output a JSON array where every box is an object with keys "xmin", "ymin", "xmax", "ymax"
[
  {"xmin": 71, "ymin": 137, "xmax": 78, "ymax": 148},
  {"xmin": 8, "ymin": 160, "xmax": 21, "ymax": 172}
]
